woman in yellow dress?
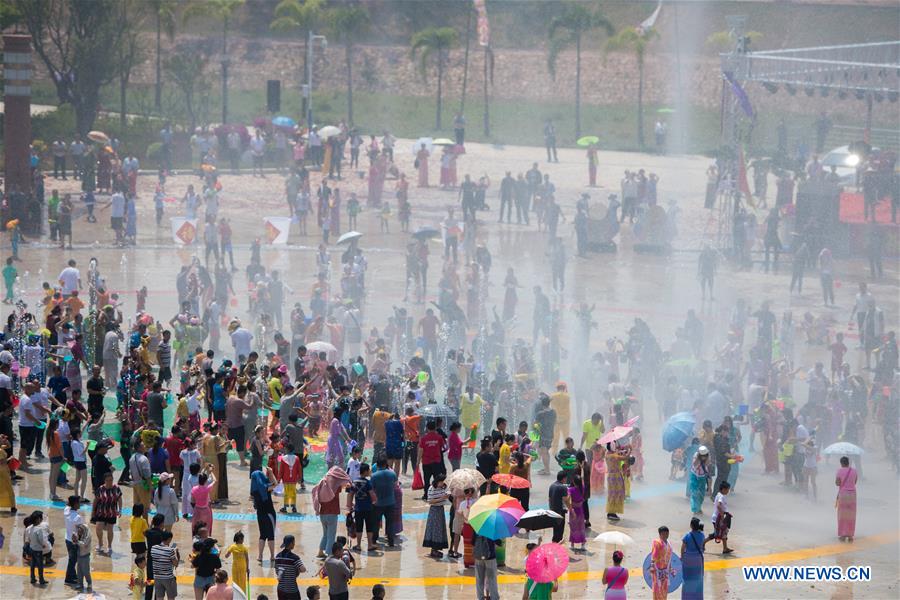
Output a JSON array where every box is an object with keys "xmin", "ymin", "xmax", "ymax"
[
  {"xmin": 200, "ymin": 427, "xmax": 220, "ymax": 503},
  {"xmin": 0, "ymin": 434, "xmax": 17, "ymax": 513},
  {"xmin": 224, "ymin": 530, "xmax": 250, "ymax": 596}
]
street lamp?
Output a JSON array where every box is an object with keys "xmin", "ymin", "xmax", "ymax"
[{"xmin": 306, "ymin": 31, "xmax": 327, "ymax": 130}]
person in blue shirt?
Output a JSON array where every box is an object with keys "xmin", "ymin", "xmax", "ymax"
[
  {"xmin": 370, "ymin": 458, "xmax": 398, "ymax": 548},
  {"xmin": 384, "ymin": 413, "xmax": 404, "ymax": 475},
  {"xmin": 681, "ymin": 516, "xmax": 706, "ymax": 599},
  {"xmin": 212, "ymin": 372, "xmax": 227, "ymax": 421},
  {"xmin": 47, "ymin": 364, "xmax": 71, "ymax": 405}
]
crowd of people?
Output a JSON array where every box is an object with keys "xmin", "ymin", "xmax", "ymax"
[{"xmin": 0, "ymin": 109, "xmax": 896, "ymax": 600}]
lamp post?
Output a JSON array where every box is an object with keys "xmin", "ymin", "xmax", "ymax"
[
  {"xmin": 306, "ymin": 30, "xmax": 327, "ymax": 130},
  {"xmin": 221, "ymin": 57, "xmax": 230, "ymax": 125}
]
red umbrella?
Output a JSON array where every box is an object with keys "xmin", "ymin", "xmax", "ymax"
[
  {"xmin": 492, "ymin": 473, "xmax": 531, "ymax": 489},
  {"xmin": 525, "ymin": 543, "xmax": 569, "ymax": 583}
]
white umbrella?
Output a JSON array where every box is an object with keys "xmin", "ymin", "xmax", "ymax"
[
  {"xmin": 318, "ymin": 125, "xmax": 341, "ymax": 139},
  {"xmin": 445, "ymin": 468, "xmax": 486, "ymax": 492},
  {"xmin": 823, "ymin": 442, "xmax": 864, "ymax": 456},
  {"xmin": 594, "ymin": 530, "xmax": 635, "ymax": 549},
  {"xmin": 412, "ymin": 136, "xmax": 434, "ymax": 155},
  {"xmin": 306, "ymin": 341, "xmax": 338, "ymax": 362},
  {"xmin": 337, "ymin": 230, "xmax": 363, "ymax": 245}
]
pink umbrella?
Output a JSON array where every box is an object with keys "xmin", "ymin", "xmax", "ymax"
[
  {"xmin": 599, "ymin": 425, "xmax": 633, "ymax": 446},
  {"xmin": 525, "ymin": 543, "xmax": 569, "ymax": 583},
  {"xmin": 623, "ymin": 415, "xmax": 640, "ymax": 427}
]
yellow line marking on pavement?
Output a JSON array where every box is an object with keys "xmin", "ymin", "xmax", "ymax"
[{"xmin": 1, "ymin": 531, "xmax": 895, "ymax": 588}]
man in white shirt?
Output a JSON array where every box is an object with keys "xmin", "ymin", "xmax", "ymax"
[
  {"xmin": 52, "ymin": 139, "xmax": 68, "ymax": 180},
  {"xmin": 70, "ymin": 138, "xmax": 85, "ymax": 180},
  {"xmin": 110, "ymin": 191, "xmax": 126, "ymax": 244},
  {"xmin": 850, "ymin": 282, "xmax": 876, "ymax": 348},
  {"xmin": 58, "ymin": 260, "xmax": 81, "ymax": 297},
  {"xmin": 102, "ymin": 329, "xmax": 121, "ymax": 385},
  {"xmin": 230, "ymin": 324, "xmax": 253, "ymax": 363},
  {"xmin": 707, "ymin": 480, "xmax": 733, "ymax": 554},
  {"xmin": 382, "ymin": 131, "xmax": 396, "ymax": 162},
  {"xmin": 250, "ymin": 131, "xmax": 266, "ymax": 178},
  {"xmin": 309, "ymin": 128, "xmax": 322, "ymax": 168},
  {"xmin": 63, "ymin": 494, "xmax": 85, "ymax": 584}
]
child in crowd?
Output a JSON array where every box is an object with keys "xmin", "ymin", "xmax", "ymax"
[
  {"xmin": 129, "ymin": 555, "xmax": 146, "ymax": 600},
  {"xmin": 130, "ymin": 503, "xmax": 148, "ymax": 559}
]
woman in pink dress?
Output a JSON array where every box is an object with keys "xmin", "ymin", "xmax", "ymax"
[
  {"xmin": 602, "ymin": 550, "xmax": 629, "ymax": 599},
  {"xmin": 417, "ymin": 145, "xmax": 430, "ymax": 187},
  {"xmin": 835, "ymin": 456, "xmax": 858, "ymax": 541},
  {"xmin": 190, "ymin": 466, "xmax": 217, "ymax": 536},
  {"xmin": 440, "ymin": 148, "xmax": 451, "ymax": 189}
]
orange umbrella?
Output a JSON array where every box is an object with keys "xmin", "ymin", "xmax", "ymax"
[{"xmin": 492, "ymin": 473, "xmax": 530, "ymax": 489}]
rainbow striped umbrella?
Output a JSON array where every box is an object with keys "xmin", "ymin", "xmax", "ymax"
[{"xmin": 468, "ymin": 493, "xmax": 526, "ymax": 540}]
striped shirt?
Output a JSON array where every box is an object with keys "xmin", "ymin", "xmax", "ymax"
[
  {"xmin": 149, "ymin": 544, "xmax": 177, "ymax": 579},
  {"xmin": 275, "ymin": 550, "xmax": 305, "ymax": 594},
  {"xmin": 157, "ymin": 341, "xmax": 171, "ymax": 370}
]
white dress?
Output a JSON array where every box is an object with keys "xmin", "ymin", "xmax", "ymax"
[{"xmin": 179, "ymin": 448, "xmax": 202, "ymax": 515}]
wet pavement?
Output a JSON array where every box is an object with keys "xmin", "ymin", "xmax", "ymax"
[{"xmin": 1, "ymin": 141, "xmax": 898, "ymax": 598}]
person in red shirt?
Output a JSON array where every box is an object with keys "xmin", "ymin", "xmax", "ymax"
[
  {"xmin": 401, "ymin": 407, "xmax": 421, "ymax": 477},
  {"xmin": 418, "ymin": 420, "xmax": 447, "ymax": 500},
  {"xmin": 163, "ymin": 426, "xmax": 186, "ymax": 497},
  {"xmin": 447, "ymin": 421, "xmax": 463, "ymax": 472},
  {"xmin": 277, "ymin": 443, "xmax": 303, "ymax": 513}
]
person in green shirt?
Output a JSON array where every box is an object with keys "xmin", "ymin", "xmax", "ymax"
[
  {"xmin": 2, "ymin": 257, "xmax": 17, "ymax": 304},
  {"xmin": 580, "ymin": 412, "xmax": 605, "ymax": 463},
  {"xmin": 47, "ymin": 189, "xmax": 60, "ymax": 242},
  {"xmin": 523, "ymin": 543, "xmax": 559, "ymax": 599}
]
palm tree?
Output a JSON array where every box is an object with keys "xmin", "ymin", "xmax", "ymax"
[
  {"xmin": 410, "ymin": 26, "xmax": 459, "ymax": 130},
  {"xmin": 547, "ymin": 2, "xmax": 613, "ymax": 140},
  {"xmin": 325, "ymin": 5, "xmax": 369, "ymax": 125},
  {"xmin": 271, "ymin": 0, "xmax": 325, "ymax": 110},
  {"xmin": 149, "ymin": 0, "xmax": 177, "ymax": 112},
  {"xmin": 183, "ymin": 0, "xmax": 245, "ymax": 124},
  {"xmin": 605, "ymin": 27, "xmax": 659, "ymax": 148}
]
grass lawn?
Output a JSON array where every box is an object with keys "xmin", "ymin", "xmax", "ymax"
[{"xmin": 25, "ymin": 79, "xmax": 897, "ymax": 159}]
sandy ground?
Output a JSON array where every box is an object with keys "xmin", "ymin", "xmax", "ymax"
[{"xmin": 1, "ymin": 140, "xmax": 898, "ymax": 599}]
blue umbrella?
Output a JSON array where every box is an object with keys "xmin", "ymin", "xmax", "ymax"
[
  {"xmin": 662, "ymin": 412, "xmax": 695, "ymax": 451},
  {"xmin": 642, "ymin": 552, "xmax": 683, "ymax": 593},
  {"xmin": 272, "ymin": 116, "xmax": 296, "ymax": 128}
]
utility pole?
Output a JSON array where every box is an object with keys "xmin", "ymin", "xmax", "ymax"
[{"xmin": 306, "ymin": 30, "xmax": 327, "ymax": 131}]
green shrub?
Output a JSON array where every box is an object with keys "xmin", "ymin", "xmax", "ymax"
[{"xmin": 146, "ymin": 142, "xmax": 162, "ymax": 160}]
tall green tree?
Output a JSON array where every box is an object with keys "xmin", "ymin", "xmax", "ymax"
[
  {"xmin": 547, "ymin": 1, "xmax": 613, "ymax": 140},
  {"xmin": 14, "ymin": 0, "xmax": 141, "ymax": 135},
  {"xmin": 605, "ymin": 27, "xmax": 659, "ymax": 148},
  {"xmin": 149, "ymin": 0, "xmax": 178, "ymax": 111},
  {"xmin": 166, "ymin": 53, "xmax": 210, "ymax": 133},
  {"xmin": 183, "ymin": 0, "xmax": 245, "ymax": 124},
  {"xmin": 410, "ymin": 26, "xmax": 459, "ymax": 130},
  {"xmin": 325, "ymin": 4, "xmax": 369, "ymax": 125}
]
